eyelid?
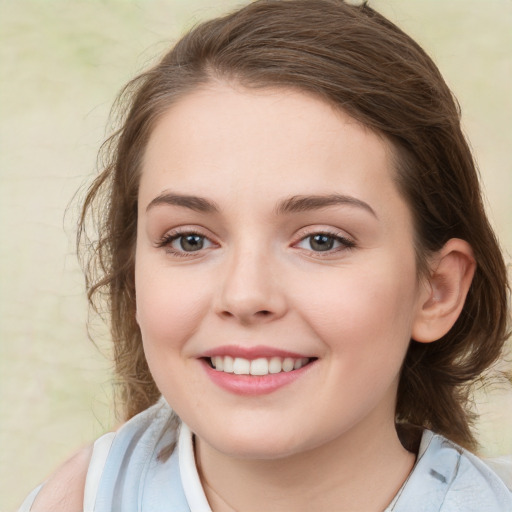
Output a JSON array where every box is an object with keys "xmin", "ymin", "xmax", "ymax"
[
  {"xmin": 293, "ymin": 225, "xmax": 355, "ymax": 242},
  {"xmin": 155, "ymin": 226, "xmax": 219, "ymax": 255},
  {"xmin": 292, "ymin": 226, "xmax": 356, "ymax": 255}
]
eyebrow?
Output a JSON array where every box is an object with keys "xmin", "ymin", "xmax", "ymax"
[
  {"xmin": 146, "ymin": 192, "xmax": 220, "ymax": 213},
  {"xmin": 274, "ymin": 194, "xmax": 377, "ymax": 218},
  {"xmin": 146, "ymin": 191, "xmax": 376, "ymax": 218}
]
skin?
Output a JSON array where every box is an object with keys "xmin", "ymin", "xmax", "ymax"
[
  {"xmin": 30, "ymin": 445, "xmax": 91, "ymax": 511},
  {"xmin": 135, "ymin": 83, "xmax": 431, "ymax": 511}
]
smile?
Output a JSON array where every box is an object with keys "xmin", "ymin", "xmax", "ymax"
[
  {"xmin": 210, "ymin": 356, "xmax": 311, "ymax": 375},
  {"xmin": 201, "ymin": 348, "xmax": 317, "ymax": 395}
]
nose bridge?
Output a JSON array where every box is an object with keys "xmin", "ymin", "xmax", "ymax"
[{"xmin": 216, "ymin": 236, "xmax": 286, "ymax": 323}]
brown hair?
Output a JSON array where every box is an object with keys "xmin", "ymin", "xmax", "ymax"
[{"xmin": 78, "ymin": 0, "xmax": 510, "ymax": 451}]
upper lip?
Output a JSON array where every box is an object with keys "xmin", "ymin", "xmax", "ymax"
[{"xmin": 200, "ymin": 345, "xmax": 312, "ymax": 360}]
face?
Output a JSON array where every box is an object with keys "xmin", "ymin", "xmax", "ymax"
[{"xmin": 135, "ymin": 83, "xmax": 426, "ymax": 459}]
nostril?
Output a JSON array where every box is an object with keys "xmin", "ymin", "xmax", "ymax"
[
  {"xmin": 256, "ymin": 310, "xmax": 272, "ymax": 316},
  {"xmin": 218, "ymin": 308, "xmax": 278, "ymax": 322}
]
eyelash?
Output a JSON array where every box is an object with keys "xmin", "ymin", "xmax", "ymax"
[
  {"xmin": 293, "ymin": 230, "xmax": 356, "ymax": 256},
  {"xmin": 155, "ymin": 229, "xmax": 356, "ymax": 258},
  {"xmin": 156, "ymin": 229, "xmax": 215, "ymax": 258}
]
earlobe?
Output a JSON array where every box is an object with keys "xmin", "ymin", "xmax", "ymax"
[{"xmin": 412, "ymin": 238, "xmax": 476, "ymax": 343}]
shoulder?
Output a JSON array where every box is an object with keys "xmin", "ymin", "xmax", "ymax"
[
  {"xmin": 441, "ymin": 439, "xmax": 512, "ymax": 511},
  {"xmin": 23, "ymin": 400, "xmax": 181, "ymax": 512},
  {"xmin": 391, "ymin": 431, "xmax": 512, "ymax": 512},
  {"xmin": 86, "ymin": 398, "xmax": 187, "ymax": 511},
  {"xmin": 422, "ymin": 432, "xmax": 512, "ymax": 511},
  {"xmin": 29, "ymin": 444, "xmax": 93, "ymax": 512}
]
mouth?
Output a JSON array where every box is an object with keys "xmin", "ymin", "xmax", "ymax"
[
  {"xmin": 199, "ymin": 346, "xmax": 317, "ymax": 395},
  {"xmin": 206, "ymin": 355, "xmax": 315, "ymax": 376}
]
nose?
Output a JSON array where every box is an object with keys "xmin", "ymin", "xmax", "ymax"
[{"xmin": 214, "ymin": 246, "xmax": 288, "ymax": 325}]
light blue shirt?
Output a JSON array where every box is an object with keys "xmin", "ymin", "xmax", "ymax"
[{"xmin": 20, "ymin": 398, "xmax": 512, "ymax": 511}]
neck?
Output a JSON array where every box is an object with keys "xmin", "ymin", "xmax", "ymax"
[{"xmin": 195, "ymin": 419, "xmax": 416, "ymax": 512}]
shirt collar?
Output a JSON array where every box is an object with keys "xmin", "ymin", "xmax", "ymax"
[{"xmin": 178, "ymin": 422, "xmax": 213, "ymax": 512}]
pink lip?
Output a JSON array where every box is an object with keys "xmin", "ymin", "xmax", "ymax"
[
  {"xmin": 199, "ymin": 349, "xmax": 316, "ymax": 396},
  {"xmin": 200, "ymin": 345, "xmax": 310, "ymax": 360}
]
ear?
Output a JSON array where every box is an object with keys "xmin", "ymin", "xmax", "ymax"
[{"xmin": 412, "ymin": 238, "xmax": 476, "ymax": 343}]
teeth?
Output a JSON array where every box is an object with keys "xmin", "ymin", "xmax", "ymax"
[
  {"xmin": 269, "ymin": 357, "xmax": 282, "ymax": 374},
  {"xmin": 211, "ymin": 356, "xmax": 310, "ymax": 375},
  {"xmin": 223, "ymin": 356, "xmax": 234, "ymax": 373},
  {"xmin": 294, "ymin": 358, "xmax": 309, "ymax": 370},
  {"xmin": 282, "ymin": 357, "xmax": 294, "ymax": 372},
  {"xmin": 233, "ymin": 357, "xmax": 250, "ymax": 375},
  {"xmin": 250, "ymin": 358, "xmax": 268, "ymax": 376}
]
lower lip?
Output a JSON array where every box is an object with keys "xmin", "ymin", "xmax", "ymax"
[{"xmin": 201, "ymin": 359, "xmax": 315, "ymax": 396}]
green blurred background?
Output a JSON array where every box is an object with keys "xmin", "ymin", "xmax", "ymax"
[{"xmin": 1, "ymin": 0, "xmax": 511, "ymax": 509}]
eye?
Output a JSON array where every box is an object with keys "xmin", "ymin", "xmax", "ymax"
[
  {"xmin": 174, "ymin": 234, "xmax": 207, "ymax": 252},
  {"xmin": 156, "ymin": 231, "xmax": 216, "ymax": 255},
  {"xmin": 295, "ymin": 232, "xmax": 355, "ymax": 253}
]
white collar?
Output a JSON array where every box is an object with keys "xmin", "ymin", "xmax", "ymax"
[{"xmin": 178, "ymin": 423, "xmax": 213, "ymax": 512}]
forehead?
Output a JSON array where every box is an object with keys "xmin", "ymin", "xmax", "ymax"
[{"xmin": 139, "ymin": 83, "xmax": 403, "ymax": 219}]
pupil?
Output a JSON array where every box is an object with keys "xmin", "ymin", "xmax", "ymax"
[
  {"xmin": 180, "ymin": 235, "xmax": 203, "ymax": 251},
  {"xmin": 310, "ymin": 234, "xmax": 333, "ymax": 251}
]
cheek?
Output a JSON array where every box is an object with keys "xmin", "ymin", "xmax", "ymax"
[
  {"xmin": 295, "ymin": 255, "xmax": 419, "ymax": 357},
  {"xmin": 134, "ymin": 256, "xmax": 212, "ymax": 403},
  {"xmin": 134, "ymin": 254, "xmax": 209, "ymax": 352}
]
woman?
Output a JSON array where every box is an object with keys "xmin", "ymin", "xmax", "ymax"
[{"xmin": 21, "ymin": 0, "xmax": 511, "ymax": 510}]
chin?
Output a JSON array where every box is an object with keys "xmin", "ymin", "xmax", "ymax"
[{"xmin": 198, "ymin": 424, "xmax": 315, "ymax": 460}]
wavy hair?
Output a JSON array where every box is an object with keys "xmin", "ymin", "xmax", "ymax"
[{"xmin": 78, "ymin": 0, "xmax": 510, "ymax": 451}]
